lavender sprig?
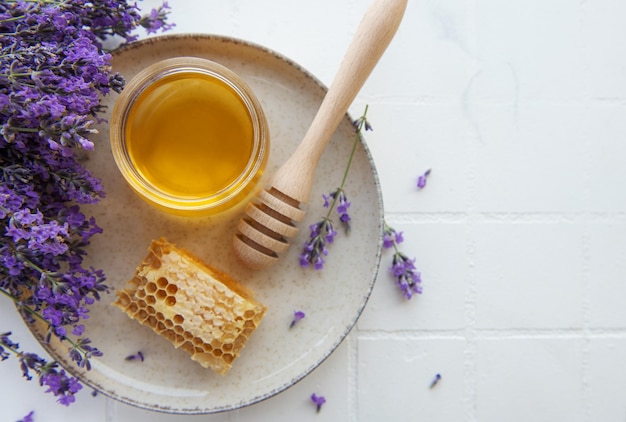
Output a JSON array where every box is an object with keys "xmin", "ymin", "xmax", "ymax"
[
  {"xmin": 1, "ymin": 332, "xmax": 82, "ymax": 406},
  {"xmin": 299, "ymin": 106, "xmax": 371, "ymax": 269},
  {"xmin": 0, "ymin": 0, "xmax": 172, "ymax": 405},
  {"xmin": 383, "ymin": 221, "xmax": 423, "ymax": 299}
]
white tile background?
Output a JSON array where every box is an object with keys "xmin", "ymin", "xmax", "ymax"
[{"xmin": 2, "ymin": 0, "xmax": 626, "ymax": 420}]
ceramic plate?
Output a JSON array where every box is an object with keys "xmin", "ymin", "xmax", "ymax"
[{"xmin": 27, "ymin": 34, "xmax": 383, "ymax": 414}]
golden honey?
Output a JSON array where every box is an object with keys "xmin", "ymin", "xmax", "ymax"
[
  {"xmin": 126, "ymin": 72, "xmax": 254, "ymax": 199},
  {"xmin": 110, "ymin": 57, "xmax": 269, "ymax": 215}
]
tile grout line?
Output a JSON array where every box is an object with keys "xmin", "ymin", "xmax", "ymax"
[
  {"xmin": 358, "ymin": 327, "xmax": 626, "ymax": 340},
  {"xmin": 579, "ymin": 1, "xmax": 593, "ymax": 417},
  {"xmin": 348, "ymin": 330, "xmax": 359, "ymax": 422},
  {"xmin": 462, "ymin": 0, "xmax": 479, "ymax": 416},
  {"xmin": 383, "ymin": 211, "xmax": 626, "ymax": 224},
  {"xmin": 104, "ymin": 397, "xmax": 118, "ymax": 422},
  {"xmin": 581, "ymin": 231, "xmax": 593, "ymax": 422}
]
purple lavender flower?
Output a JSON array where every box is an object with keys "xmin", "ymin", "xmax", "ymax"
[
  {"xmin": 383, "ymin": 222, "xmax": 423, "ymax": 299},
  {"xmin": 125, "ymin": 351, "xmax": 145, "ymax": 362},
  {"xmin": 17, "ymin": 411, "xmax": 34, "ymax": 422},
  {"xmin": 299, "ymin": 218, "xmax": 336, "ymax": 270},
  {"xmin": 311, "ymin": 393, "xmax": 326, "ymax": 412},
  {"xmin": 290, "ymin": 310, "xmax": 306, "ymax": 328},
  {"xmin": 139, "ymin": 2, "xmax": 176, "ymax": 34},
  {"xmin": 417, "ymin": 169, "xmax": 431, "ymax": 189},
  {"xmin": 1, "ymin": 341, "xmax": 83, "ymax": 406},
  {"xmin": 430, "ymin": 373, "xmax": 442, "ymax": 389},
  {"xmin": 0, "ymin": 332, "xmax": 18, "ymax": 361},
  {"xmin": 325, "ymin": 188, "xmax": 351, "ymax": 233},
  {"xmin": 42, "ymin": 369, "xmax": 83, "ymax": 406},
  {"xmin": 383, "ymin": 227, "xmax": 404, "ymax": 249},
  {"xmin": 0, "ymin": 0, "xmax": 172, "ymax": 405}
]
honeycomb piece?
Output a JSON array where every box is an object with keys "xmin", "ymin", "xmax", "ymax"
[{"xmin": 112, "ymin": 238, "xmax": 267, "ymax": 375}]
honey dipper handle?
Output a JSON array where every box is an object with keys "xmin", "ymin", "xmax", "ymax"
[{"xmin": 269, "ymin": 0, "xmax": 408, "ymax": 203}]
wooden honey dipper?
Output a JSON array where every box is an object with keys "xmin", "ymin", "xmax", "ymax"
[{"xmin": 233, "ymin": 0, "xmax": 408, "ymax": 269}]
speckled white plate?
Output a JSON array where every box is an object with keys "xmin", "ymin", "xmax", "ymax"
[{"xmin": 27, "ymin": 34, "xmax": 383, "ymax": 414}]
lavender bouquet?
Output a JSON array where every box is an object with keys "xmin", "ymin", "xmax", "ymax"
[{"xmin": 0, "ymin": 0, "xmax": 172, "ymax": 405}]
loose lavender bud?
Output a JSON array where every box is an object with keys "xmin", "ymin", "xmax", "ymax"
[
  {"xmin": 430, "ymin": 373, "xmax": 442, "ymax": 389},
  {"xmin": 417, "ymin": 169, "xmax": 431, "ymax": 189},
  {"xmin": 125, "ymin": 351, "xmax": 144, "ymax": 362},
  {"xmin": 290, "ymin": 310, "xmax": 306, "ymax": 328},
  {"xmin": 311, "ymin": 393, "xmax": 326, "ymax": 412},
  {"xmin": 17, "ymin": 410, "xmax": 34, "ymax": 422}
]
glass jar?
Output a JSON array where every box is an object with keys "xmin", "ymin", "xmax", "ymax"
[{"xmin": 110, "ymin": 56, "xmax": 269, "ymax": 216}]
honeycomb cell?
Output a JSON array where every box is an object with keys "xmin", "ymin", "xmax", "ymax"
[
  {"xmin": 145, "ymin": 251, "xmax": 161, "ymax": 269},
  {"xmin": 116, "ymin": 293, "xmax": 130, "ymax": 307},
  {"xmin": 146, "ymin": 295, "xmax": 156, "ymax": 305},
  {"xmin": 157, "ymin": 277, "xmax": 169, "ymax": 289},
  {"xmin": 181, "ymin": 341, "xmax": 194, "ymax": 355},
  {"xmin": 166, "ymin": 284, "xmax": 178, "ymax": 295},
  {"xmin": 173, "ymin": 314, "xmax": 184, "ymax": 325},
  {"xmin": 233, "ymin": 337, "xmax": 245, "ymax": 349},
  {"xmin": 162, "ymin": 330, "xmax": 175, "ymax": 343},
  {"xmin": 145, "ymin": 282, "xmax": 157, "ymax": 294},
  {"xmin": 164, "ymin": 296, "xmax": 176, "ymax": 307},
  {"xmin": 156, "ymin": 289, "xmax": 167, "ymax": 301}
]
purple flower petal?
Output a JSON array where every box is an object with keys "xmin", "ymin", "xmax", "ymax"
[
  {"xmin": 311, "ymin": 393, "xmax": 326, "ymax": 412},
  {"xmin": 290, "ymin": 310, "xmax": 306, "ymax": 328}
]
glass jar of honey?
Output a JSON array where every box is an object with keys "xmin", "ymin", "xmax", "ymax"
[{"xmin": 110, "ymin": 56, "xmax": 269, "ymax": 216}]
